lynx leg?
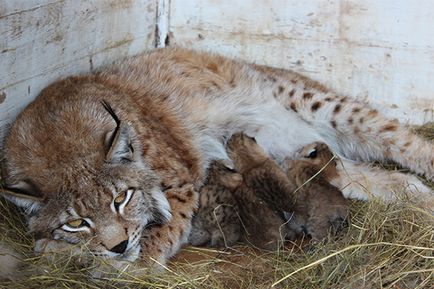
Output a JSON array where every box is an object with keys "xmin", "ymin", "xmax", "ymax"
[
  {"xmin": 0, "ymin": 243, "xmax": 23, "ymax": 280},
  {"xmin": 295, "ymin": 96, "xmax": 434, "ymax": 181},
  {"xmin": 330, "ymin": 158, "xmax": 434, "ymax": 211},
  {"xmin": 254, "ymin": 66, "xmax": 434, "ymax": 181},
  {"xmin": 139, "ymin": 184, "xmax": 198, "ymax": 269}
]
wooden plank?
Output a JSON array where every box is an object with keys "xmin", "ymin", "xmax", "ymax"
[
  {"xmin": 0, "ymin": 0, "xmax": 157, "ymax": 140},
  {"xmin": 155, "ymin": 0, "xmax": 170, "ymax": 48},
  {"xmin": 170, "ymin": 0, "xmax": 434, "ymax": 124}
]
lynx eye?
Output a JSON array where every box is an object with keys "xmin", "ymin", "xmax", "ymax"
[
  {"xmin": 114, "ymin": 192, "xmax": 127, "ymax": 205},
  {"xmin": 68, "ymin": 219, "xmax": 85, "ymax": 228},
  {"xmin": 62, "ymin": 219, "xmax": 90, "ymax": 232},
  {"xmin": 112, "ymin": 188, "xmax": 135, "ymax": 214}
]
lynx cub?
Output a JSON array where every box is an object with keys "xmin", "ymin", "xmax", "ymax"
[
  {"xmin": 225, "ymin": 133, "xmax": 297, "ymax": 250},
  {"xmin": 1, "ymin": 48, "xmax": 433, "ymax": 273},
  {"xmin": 227, "ymin": 134, "xmax": 349, "ymax": 249},
  {"xmin": 284, "ymin": 142, "xmax": 349, "ymax": 239},
  {"xmin": 190, "ymin": 134, "xmax": 296, "ymax": 250},
  {"xmin": 189, "ymin": 161, "xmax": 242, "ymax": 247}
]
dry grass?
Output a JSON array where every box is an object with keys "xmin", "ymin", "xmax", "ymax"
[
  {"xmin": 0, "ymin": 123, "xmax": 433, "ymax": 289},
  {"xmin": 414, "ymin": 122, "xmax": 434, "ymax": 140}
]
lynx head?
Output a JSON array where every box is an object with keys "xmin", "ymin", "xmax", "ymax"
[
  {"xmin": 1, "ymin": 96, "xmax": 171, "ymax": 261},
  {"xmin": 292, "ymin": 142, "xmax": 338, "ymax": 181},
  {"xmin": 206, "ymin": 161, "xmax": 242, "ymax": 192},
  {"xmin": 226, "ymin": 133, "xmax": 269, "ymax": 173}
]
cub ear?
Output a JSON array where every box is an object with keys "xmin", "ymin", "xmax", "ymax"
[
  {"xmin": 220, "ymin": 159, "xmax": 235, "ymax": 171},
  {"xmin": 101, "ymin": 100, "xmax": 134, "ymax": 163},
  {"xmin": 246, "ymin": 135, "xmax": 257, "ymax": 143},
  {"xmin": 1, "ymin": 180, "xmax": 44, "ymax": 214}
]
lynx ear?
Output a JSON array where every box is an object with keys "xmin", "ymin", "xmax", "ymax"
[
  {"xmin": 101, "ymin": 100, "xmax": 134, "ymax": 163},
  {"xmin": 1, "ymin": 180, "xmax": 44, "ymax": 214},
  {"xmin": 105, "ymin": 124, "xmax": 134, "ymax": 163},
  {"xmin": 220, "ymin": 158, "xmax": 235, "ymax": 170}
]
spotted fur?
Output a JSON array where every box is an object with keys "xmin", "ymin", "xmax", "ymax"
[
  {"xmin": 226, "ymin": 134, "xmax": 348, "ymax": 249},
  {"xmin": 189, "ymin": 161, "xmax": 242, "ymax": 248},
  {"xmin": 1, "ymin": 48, "xmax": 433, "ymax": 274},
  {"xmin": 140, "ymin": 184, "xmax": 198, "ymax": 267},
  {"xmin": 283, "ymin": 142, "xmax": 349, "ymax": 240}
]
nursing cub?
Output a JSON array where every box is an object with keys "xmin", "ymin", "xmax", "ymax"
[
  {"xmin": 2, "ymin": 48, "xmax": 432, "ymax": 274},
  {"xmin": 189, "ymin": 134, "xmax": 348, "ymax": 250},
  {"xmin": 189, "ymin": 161, "xmax": 242, "ymax": 247}
]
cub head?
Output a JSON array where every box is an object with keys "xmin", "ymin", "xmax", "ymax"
[
  {"xmin": 295, "ymin": 142, "xmax": 338, "ymax": 180},
  {"xmin": 226, "ymin": 133, "xmax": 269, "ymax": 173},
  {"xmin": 206, "ymin": 161, "xmax": 242, "ymax": 192},
  {"xmin": 1, "ymin": 97, "xmax": 170, "ymax": 261}
]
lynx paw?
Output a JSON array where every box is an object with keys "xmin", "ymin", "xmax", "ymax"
[
  {"xmin": 89, "ymin": 258, "xmax": 150, "ymax": 279},
  {"xmin": 140, "ymin": 184, "xmax": 199, "ymax": 265},
  {"xmin": 34, "ymin": 238, "xmax": 81, "ymax": 255}
]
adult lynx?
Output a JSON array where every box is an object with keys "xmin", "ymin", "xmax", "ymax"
[{"xmin": 1, "ymin": 48, "xmax": 433, "ymax": 270}]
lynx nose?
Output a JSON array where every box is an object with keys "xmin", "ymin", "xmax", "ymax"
[{"xmin": 109, "ymin": 240, "xmax": 129, "ymax": 254}]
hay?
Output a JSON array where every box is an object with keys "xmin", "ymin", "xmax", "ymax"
[
  {"xmin": 0, "ymin": 123, "xmax": 433, "ymax": 289},
  {"xmin": 414, "ymin": 122, "xmax": 434, "ymax": 141}
]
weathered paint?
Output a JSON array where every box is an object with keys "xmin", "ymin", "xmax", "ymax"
[
  {"xmin": 155, "ymin": 0, "xmax": 170, "ymax": 48},
  {"xmin": 1, "ymin": 0, "xmax": 433, "ymax": 144},
  {"xmin": 0, "ymin": 0, "xmax": 157, "ymax": 140},
  {"xmin": 170, "ymin": 0, "xmax": 434, "ymax": 124}
]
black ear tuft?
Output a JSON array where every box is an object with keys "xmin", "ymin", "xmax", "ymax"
[
  {"xmin": 101, "ymin": 100, "xmax": 121, "ymax": 150},
  {"xmin": 101, "ymin": 100, "xmax": 120, "ymax": 125},
  {"xmin": 101, "ymin": 100, "xmax": 134, "ymax": 163}
]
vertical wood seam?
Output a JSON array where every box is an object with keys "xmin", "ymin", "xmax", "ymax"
[{"xmin": 155, "ymin": 0, "xmax": 170, "ymax": 48}]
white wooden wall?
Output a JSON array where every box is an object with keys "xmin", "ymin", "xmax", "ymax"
[
  {"xmin": 0, "ymin": 0, "xmax": 157, "ymax": 140},
  {"xmin": 169, "ymin": 0, "xmax": 434, "ymax": 125},
  {"xmin": 1, "ymin": 0, "xmax": 434, "ymax": 144}
]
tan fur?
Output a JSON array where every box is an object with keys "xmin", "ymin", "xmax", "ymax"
[
  {"xmin": 140, "ymin": 184, "xmax": 198, "ymax": 267},
  {"xmin": 226, "ymin": 133, "xmax": 296, "ymax": 250},
  {"xmin": 0, "ymin": 47, "xmax": 432, "ymax": 274},
  {"xmin": 295, "ymin": 142, "xmax": 338, "ymax": 181},
  {"xmin": 284, "ymin": 142, "xmax": 349, "ymax": 239},
  {"xmin": 0, "ymin": 242, "xmax": 22, "ymax": 280},
  {"xmin": 189, "ymin": 161, "xmax": 242, "ymax": 248},
  {"xmin": 233, "ymin": 185, "xmax": 294, "ymax": 250},
  {"xmin": 226, "ymin": 133, "xmax": 299, "ymax": 213},
  {"xmin": 227, "ymin": 134, "xmax": 348, "ymax": 249}
]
